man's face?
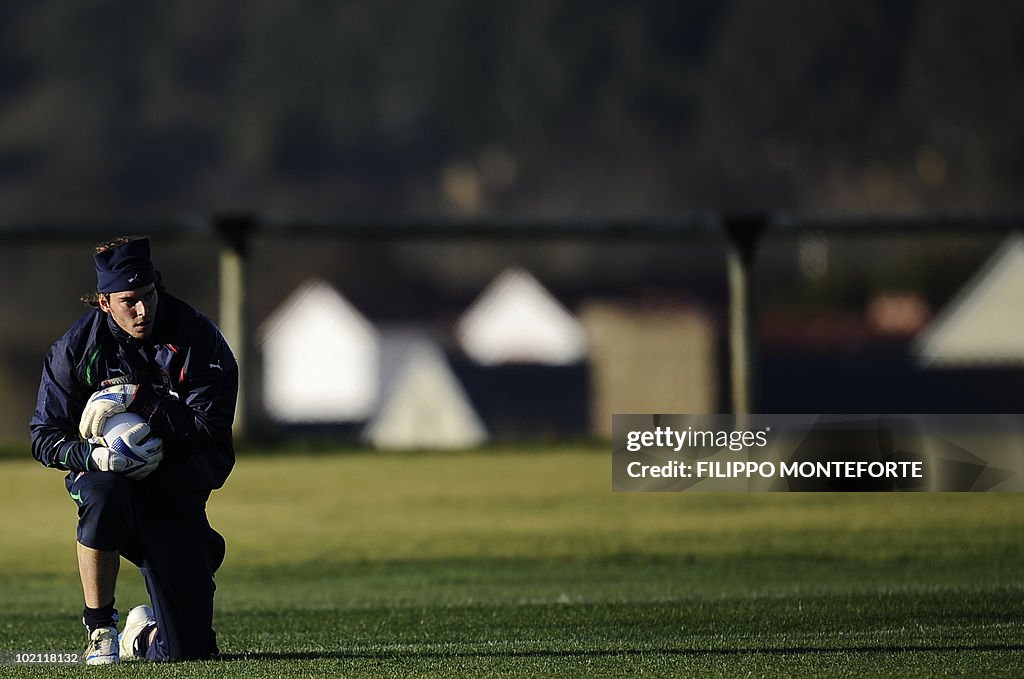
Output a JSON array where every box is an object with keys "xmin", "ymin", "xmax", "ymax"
[{"xmin": 99, "ymin": 283, "xmax": 158, "ymax": 340}]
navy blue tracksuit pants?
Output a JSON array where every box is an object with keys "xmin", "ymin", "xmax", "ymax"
[{"xmin": 67, "ymin": 471, "xmax": 226, "ymax": 661}]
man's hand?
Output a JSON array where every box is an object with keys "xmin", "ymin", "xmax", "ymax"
[
  {"xmin": 79, "ymin": 384, "xmax": 140, "ymax": 439},
  {"xmin": 88, "ymin": 423, "xmax": 164, "ymax": 480}
]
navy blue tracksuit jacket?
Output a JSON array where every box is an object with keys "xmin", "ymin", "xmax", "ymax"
[{"xmin": 30, "ymin": 292, "xmax": 237, "ymax": 492}]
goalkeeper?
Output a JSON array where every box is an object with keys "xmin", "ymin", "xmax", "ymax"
[{"xmin": 29, "ymin": 236, "xmax": 238, "ymax": 664}]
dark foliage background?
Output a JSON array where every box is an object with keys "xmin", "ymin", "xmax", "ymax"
[{"xmin": 1, "ymin": 1, "xmax": 1021, "ymax": 218}]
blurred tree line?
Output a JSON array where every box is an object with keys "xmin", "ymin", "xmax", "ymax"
[{"xmin": 0, "ymin": 0, "xmax": 1022, "ymax": 218}]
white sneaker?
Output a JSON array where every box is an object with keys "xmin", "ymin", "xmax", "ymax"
[
  {"xmin": 85, "ymin": 626, "xmax": 119, "ymax": 665},
  {"xmin": 118, "ymin": 605, "xmax": 157, "ymax": 661}
]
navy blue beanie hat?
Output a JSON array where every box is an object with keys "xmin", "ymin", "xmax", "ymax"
[{"xmin": 94, "ymin": 237, "xmax": 156, "ymax": 293}]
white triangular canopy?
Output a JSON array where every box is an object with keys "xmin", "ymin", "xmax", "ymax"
[
  {"xmin": 457, "ymin": 267, "xmax": 587, "ymax": 365},
  {"xmin": 260, "ymin": 279, "xmax": 379, "ymax": 421},
  {"xmin": 915, "ymin": 236, "xmax": 1024, "ymax": 366},
  {"xmin": 364, "ymin": 340, "xmax": 487, "ymax": 449}
]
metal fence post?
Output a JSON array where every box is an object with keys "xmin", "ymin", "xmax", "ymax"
[
  {"xmin": 723, "ymin": 215, "xmax": 766, "ymax": 416},
  {"xmin": 214, "ymin": 213, "xmax": 256, "ymax": 438}
]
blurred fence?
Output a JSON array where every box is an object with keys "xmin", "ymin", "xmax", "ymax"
[{"xmin": 2, "ymin": 213, "xmax": 1022, "ymax": 444}]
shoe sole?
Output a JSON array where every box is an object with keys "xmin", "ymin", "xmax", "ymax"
[{"xmin": 85, "ymin": 655, "xmax": 118, "ymax": 665}]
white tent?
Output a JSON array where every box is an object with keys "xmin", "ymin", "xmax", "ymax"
[
  {"xmin": 915, "ymin": 236, "xmax": 1024, "ymax": 366},
  {"xmin": 364, "ymin": 332, "xmax": 487, "ymax": 449},
  {"xmin": 260, "ymin": 279, "xmax": 379, "ymax": 422},
  {"xmin": 456, "ymin": 267, "xmax": 587, "ymax": 365}
]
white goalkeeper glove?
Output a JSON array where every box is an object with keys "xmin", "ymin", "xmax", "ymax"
[
  {"xmin": 79, "ymin": 384, "xmax": 140, "ymax": 439},
  {"xmin": 89, "ymin": 423, "xmax": 164, "ymax": 480}
]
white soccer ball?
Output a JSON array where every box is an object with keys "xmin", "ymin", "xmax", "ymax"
[{"xmin": 102, "ymin": 411, "xmax": 158, "ymax": 447}]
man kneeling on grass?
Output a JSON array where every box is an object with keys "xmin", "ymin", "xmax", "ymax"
[{"xmin": 30, "ymin": 236, "xmax": 237, "ymax": 663}]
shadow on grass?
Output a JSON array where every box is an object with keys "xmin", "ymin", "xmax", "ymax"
[{"xmin": 218, "ymin": 643, "xmax": 1024, "ymax": 662}]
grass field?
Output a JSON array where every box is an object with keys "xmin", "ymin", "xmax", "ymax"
[{"xmin": 1, "ymin": 445, "xmax": 1023, "ymax": 677}]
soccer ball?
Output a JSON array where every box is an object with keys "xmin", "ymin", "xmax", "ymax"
[{"xmin": 102, "ymin": 411, "xmax": 158, "ymax": 447}]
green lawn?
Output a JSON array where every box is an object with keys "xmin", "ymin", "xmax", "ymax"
[{"xmin": 1, "ymin": 446, "xmax": 1023, "ymax": 677}]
